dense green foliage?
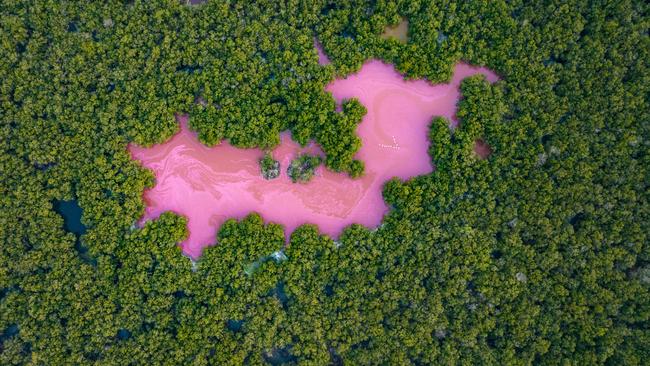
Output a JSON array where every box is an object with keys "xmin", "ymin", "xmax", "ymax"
[
  {"xmin": 1, "ymin": 0, "xmax": 648, "ymax": 365},
  {"xmin": 287, "ymin": 154, "xmax": 322, "ymax": 183},
  {"xmin": 260, "ymin": 153, "xmax": 280, "ymax": 180}
]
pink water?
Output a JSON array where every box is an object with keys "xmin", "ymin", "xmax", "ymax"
[
  {"xmin": 129, "ymin": 60, "xmax": 498, "ymax": 258},
  {"xmin": 314, "ymin": 39, "xmax": 331, "ymax": 65}
]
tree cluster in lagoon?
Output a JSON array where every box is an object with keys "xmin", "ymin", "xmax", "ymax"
[
  {"xmin": 259, "ymin": 152, "xmax": 280, "ymax": 180},
  {"xmin": 287, "ymin": 153, "xmax": 322, "ymax": 183},
  {"xmin": 1, "ymin": 0, "xmax": 648, "ymax": 365},
  {"xmin": 259, "ymin": 152, "xmax": 323, "ymax": 183}
]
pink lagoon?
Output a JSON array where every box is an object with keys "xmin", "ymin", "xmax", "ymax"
[{"xmin": 129, "ymin": 60, "xmax": 498, "ymax": 258}]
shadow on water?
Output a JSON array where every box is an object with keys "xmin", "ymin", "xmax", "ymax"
[
  {"xmin": 53, "ymin": 199, "xmax": 96, "ymax": 265},
  {"xmin": 0, "ymin": 324, "xmax": 20, "ymax": 352},
  {"xmin": 116, "ymin": 329, "xmax": 131, "ymax": 341},
  {"xmin": 274, "ymin": 282, "xmax": 289, "ymax": 308},
  {"xmin": 1, "ymin": 324, "xmax": 19, "ymax": 343},
  {"xmin": 263, "ymin": 346, "xmax": 297, "ymax": 365},
  {"xmin": 226, "ymin": 319, "xmax": 244, "ymax": 333}
]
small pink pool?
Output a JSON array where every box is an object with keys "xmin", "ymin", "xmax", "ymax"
[{"xmin": 129, "ymin": 60, "xmax": 497, "ymax": 258}]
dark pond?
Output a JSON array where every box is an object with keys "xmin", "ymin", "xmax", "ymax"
[
  {"xmin": 54, "ymin": 199, "xmax": 95, "ymax": 264},
  {"xmin": 53, "ymin": 199, "xmax": 87, "ymax": 235}
]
